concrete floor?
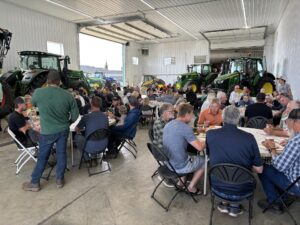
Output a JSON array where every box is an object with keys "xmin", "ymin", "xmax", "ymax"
[{"xmin": 0, "ymin": 126, "xmax": 299, "ymax": 225}]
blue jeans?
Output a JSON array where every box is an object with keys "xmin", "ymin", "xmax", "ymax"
[
  {"xmin": 31, "ymin": 129, "xmax": 69, "ymax": 184},
  {"xmin": 258, "ymin": 164, "xmax": 300, "ymax": 202}
]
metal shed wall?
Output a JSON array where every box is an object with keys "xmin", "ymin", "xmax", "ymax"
[
  {"xmin": 0, "ymin": 1, "xmax": 80, "ymax": 72},
  {"xmin": 272, "ymin": 0, "xmax": 300, "ymax": 99}
]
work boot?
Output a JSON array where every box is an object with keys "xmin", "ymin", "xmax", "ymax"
[
  {"xmin": 56, "ymin": 179, "xmax": 65, "ymax": 189},
  {"xmin": 22, "ymin": 181, "xmax": 40, "ymax": 192}
]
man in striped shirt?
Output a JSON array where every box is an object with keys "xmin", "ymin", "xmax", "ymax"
[{"xmin": 258, "ymin": 108, "xmax": 300, "ymax": 214}]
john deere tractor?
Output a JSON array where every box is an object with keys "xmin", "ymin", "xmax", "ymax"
[
  {"xmin": 175, "ymin": 64, "xmax": 218, "ymax": 92},
  {"xmin": 141, "ymin": 75, "xmax": 165, "ymax": 92},
  {"xmin": 2, "ymin": 51, "xmax": 91, "ymax": 97},
  {"xmin": 213, "ymin": 57, "xmax": 275, "ymax": 95},
  {"xmin": 0, "ymin": 28, "xmax": 14, "ymax": 118}
]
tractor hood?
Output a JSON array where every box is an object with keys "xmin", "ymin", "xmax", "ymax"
[{"xmin": 213, "ymin": 72, "xmax": 239, "ymax": 84}]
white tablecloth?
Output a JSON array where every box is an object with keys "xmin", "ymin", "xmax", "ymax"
[{"xmin": 197, "ymin": 126, "xmax": 285, "ymax": 158}]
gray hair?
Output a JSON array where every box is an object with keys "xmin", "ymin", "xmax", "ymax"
[
  {"xmin": 159, "ymin": 103, "xmax": 173, "ymax": 114},
  {"xmin": 222, "ymin": 105, "xmax": 240, "ymax": 125}
]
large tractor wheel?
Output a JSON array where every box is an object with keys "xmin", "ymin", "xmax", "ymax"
[
  {"xmin": 30, "ymin": 73, "xmax": 48, "ymax": 90},
  {"xmin": 0, "ymin": 80, "xmax": 14, "ymax": 118},
  {"xmin": 256, "ymin": 77, "xmax": 275, "ymax": 95},
  {"xmin": 183, "ymin": 81, "xmax": 198, "ymax": 93}
]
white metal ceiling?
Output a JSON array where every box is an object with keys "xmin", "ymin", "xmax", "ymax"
[{"xmin": 2, "ymin": 0, "xmax": 290, "ymax": 44}]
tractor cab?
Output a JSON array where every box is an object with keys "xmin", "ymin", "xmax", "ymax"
[{"xmin": 213, "ymin": 57, "xmax": 275, "ymax": 95}]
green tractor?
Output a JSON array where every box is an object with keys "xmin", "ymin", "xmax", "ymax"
[
  {"xmin": 141, "ymin": 75, "xmax": 165, "ymax": 92},
  {"xmin": 0, "ymin": 28, "xmax": 14, "ymax": 118},
  {"xmin": 1, "ymin": 51, "xmax": 91, "ymax": 97},
  {"xmin": 85, "ymin": 71, "xmax": 105, "ymax": 90},
  {"xmin": 175, "ymin": 64, "xmax": 218, "ymax": 92},
  {"xmin": 213, "ymin": 57, "xmax": 275, "ymax": 95}
]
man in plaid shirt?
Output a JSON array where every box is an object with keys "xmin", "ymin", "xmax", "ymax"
[
  {"xmin": 153, "ymin": 103, "xmax": 174, "ymax": 151},
  {"xmin": 258, "ymin": 108, "xmax": 300, "ymax": 214}
]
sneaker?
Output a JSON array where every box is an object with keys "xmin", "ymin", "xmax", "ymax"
[
  {"xmin": 217, "ymin": 202, "xmax": 229, "ymax": 214},
  {"xmin": 228, "ymin": 205, "xmax": 243, "ymax": 217},
  {"xmin": 22, "ymin": 181, "xmax": 40, "ymax": 192},
  {"xmin": 56, "ymin": 179, "xmax": 65, "ymax": 189},
  {"xmin": 257, "ymin": 199, "xmax": 283, "ymax": 214}
]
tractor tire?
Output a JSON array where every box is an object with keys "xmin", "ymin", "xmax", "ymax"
[
  {"xmin": 183, "ymin": 81, "xmax": 198, "ymax": 93},
  {"xmin": 0, "ymin": 80, "xmax": 14, "ymax": 118},
  {"xmin": 256, "ymin": 77, "xmax": 275, "ymax": 95}
]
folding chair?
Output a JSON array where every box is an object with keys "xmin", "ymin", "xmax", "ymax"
[
  {"xmin": 78, "ymin": 129, "xmax": 111, "ymax": 176},
  {"xmin": 117, "ymin": 122, "xmax": 139, "ymax": 159},
  {"xmin": 208, "ymin": 164, "xmax": 256, "ymax": 225},
  {"xmin": 147, "ymin": 143, "xmax": 198, "ymax": 211},
  {"xmin": 262, "ymin": 176, "xmax": 300, "ymax": 225},
  {"xmin": 7, "ymin": 127, "xmax": 38, "ymax": 174},
  {"xmin": 147, "ymin": 126, "xmax": 158, "ymax": 178},
  {"xmin": 8, "ymin": 128, "xmax": 56, "ymax": 180},
  {"xmin": 246, "ymin": 116, "xmax": 268, "ymax": 129}
]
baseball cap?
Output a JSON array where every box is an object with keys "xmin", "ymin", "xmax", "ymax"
[
  {"xmin": 112, "ymin": 96, "xmax": 121, "ymax": 101},
  {"xmin": 288, "ymin": 108, "xmax": 300, "ymax": 120},
  {"xmin": 276, "ymin": 75, "xmax": 287, "ymax": 81}
]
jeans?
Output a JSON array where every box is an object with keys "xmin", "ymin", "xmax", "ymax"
[
  {"xmin": 31, "ymin": 129, "xmax": 69, "ymax": 184},
  {"xmin": 258, "ymin": 164, "xmax": 300, "ymax": 202}
]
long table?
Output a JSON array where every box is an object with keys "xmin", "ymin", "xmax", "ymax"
[
  {"xmin": 69, "ymin": 115, "xmax": 116, "ymax": 166},
  {"xmin": 197, "ymin": 126, "xmax": 286, "ymax": 195}
]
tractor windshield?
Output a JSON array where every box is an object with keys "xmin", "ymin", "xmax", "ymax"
[
  {"xmin": 230, "ymin": 60, "xmax": 246, "ymax": 74},
  {"xmin": 41, "ymin": 56, "xmax": 59, "ymax": 70},
  {"xmin": 20, "ymin": 55, "xmax": 40, "ymax": 70}
]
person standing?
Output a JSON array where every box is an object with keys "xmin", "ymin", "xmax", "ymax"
[
  {"xmin": 277, "ymin": 75, "xmax": 293, "ymax": 99},
  {"xmin": 22, "ymin": 70, "xmax": 79, "ymax": 191}
]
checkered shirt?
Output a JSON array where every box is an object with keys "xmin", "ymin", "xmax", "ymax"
[
  {"xmin": 152, "ymin": 118, "xmax": 166, "ymax": 151},
  {"xmin": 272, "ymin": 132, "xmax": 300, "ymax": 186}
]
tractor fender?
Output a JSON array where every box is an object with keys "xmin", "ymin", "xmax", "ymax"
[
  {"xmin": 0, "ymin": 79, "xmax": 14, "ymax": 118},
  {"xmin": 264, "ymin": 72, "xmax": 275, "ymax": 80},
  {"xmin": 21, "ymin": 69, "xmax": 48, "ymax": 84}
]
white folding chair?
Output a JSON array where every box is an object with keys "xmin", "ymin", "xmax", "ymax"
[{"xmin": 7, "ymin": 128, "xmax": 38, "ymax": 174}]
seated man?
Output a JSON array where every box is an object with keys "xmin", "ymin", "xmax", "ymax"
[
  {"xmin": 264, "ymin": 100, "xmax": 300, "ymax": 137},
  {"xmin": 153, "ymin": 103, "xmax": 174, "ymax": 151},
  {"xmin": 106, "ymin": 96, "xmax": 140, "ymax": 158},
  {"xmin": 206, "ymin": 105, "xmax": 263, "ymax": 217},
  {"xmin": 163, "ymin": 103, "xmax": 206, "ymax": 194},
  {"xmin": 217, "ymin": 91, "xmax": 229, "ymax": 110},
  {"xmin": 258, "ymin": 108, "xmax": 300, "ymax": 214},
  {"xmin": 75, "ymin": 96, "xmax": 109, "ymax": 158},
  {"xmin": 245, "ymin": 93, "xmax": 273, "ymax": 123},
  {"xmin": 8, "ymin": 97, "xmax": 38, "ymax": 147},
  {"xmin": 198, "ymin": 98, "xmax": 222, "ymax": 127},
  {"xmin": 238, "ymin": 94, "xmax": 254, "ymax": 107}
]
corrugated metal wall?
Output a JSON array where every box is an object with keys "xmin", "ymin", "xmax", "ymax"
[
  {"xmin": 272, "ymin": 0, "xmax": 300, "ymax": 99},
  {"xmin": 0, "ymin": 1, "xmax": 79, "ymax": 72},
  {"xmin": 141, "ymin": 40, "xmax": 209, "ymax": 84},
  {"xmin": 263, "ymin": 34, "xmax": 274, "ymax": 73}
]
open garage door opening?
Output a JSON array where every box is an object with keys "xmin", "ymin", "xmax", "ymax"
[{"xmin": 79, "ymin": 33, "xmax": 124, "ymax": 89}]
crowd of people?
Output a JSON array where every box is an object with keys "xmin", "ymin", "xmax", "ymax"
[{"xmin": 6, "ymin": 70, "xmax": 300, "ymax": 219}]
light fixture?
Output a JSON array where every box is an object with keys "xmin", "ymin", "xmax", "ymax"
[
  {"xmin": 140, "ymin": 0, "xmax": 199, "ymax": 40},
  {"xmin": 241, "ymin": 0, "xmax": 249, "ymax": 28}
]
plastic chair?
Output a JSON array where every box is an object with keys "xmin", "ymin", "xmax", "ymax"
[
  {"xmin": 78, "ymin": 129, "xmax": 111, "ymax": 176},
  {"xmin": 262, "ymin": 176, "xmax": 300, "ymax": 225},
  {"xmin": 208, "ymin": 163, "xmax": 257, "ymax": 225},
  {"xmin": 246, "ymin": 116, "xmax": 268, "ymax": 129},
  {"xmin": 147, "ymin": 143, "xmax": 198, "ymax": 211}
]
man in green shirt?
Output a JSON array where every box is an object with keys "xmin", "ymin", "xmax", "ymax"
[{"xmin": 23, "ymin": 70, "xmax": 79, "ymax": 191}]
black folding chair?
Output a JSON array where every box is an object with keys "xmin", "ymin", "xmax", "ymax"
[
  {"xmin": 147, "ymin": 143, "xmax": 198, "ymax": 211},
  {"xmin": 208, "ymin": 164, "xmax": 257, "ymax": 225},
  {"xmin": 117, "ymin": 122, "xmax": 139, "ymax": 158},
  {"xmin": 262, "ymin": 176, "xmax": 300, "ymax": 225},
  {"xmin": 246, "ymin": 116, "xmax": 268, "ymax": 129},
  {"xmin": 148, "ymin": 125, "xmax": 154, "ymax": 143},
  {"xmin": 78, "ymin": 129, "xmax": 111, "ymax": 176},
  {"xmin": 147, "ymin": 126, "xmax": 158, "ymax": 178}
]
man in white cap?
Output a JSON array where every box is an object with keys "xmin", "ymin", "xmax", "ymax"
[{"xmin": 277, "ymin": 75, "xmax": 292, "ymax": 99}]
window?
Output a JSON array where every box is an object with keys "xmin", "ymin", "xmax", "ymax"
[
  {"xmin": 47, "ymin": 41, "xmax": 64, "ymax": 56},
  {"xmin": 132, "ymin": 57, "xmax": 139, "ymax": 65}
]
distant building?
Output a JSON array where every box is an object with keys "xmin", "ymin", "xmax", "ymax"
[{"xmin": 80, "ymin": 65, "xmax": 123, "ymax": 84}]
